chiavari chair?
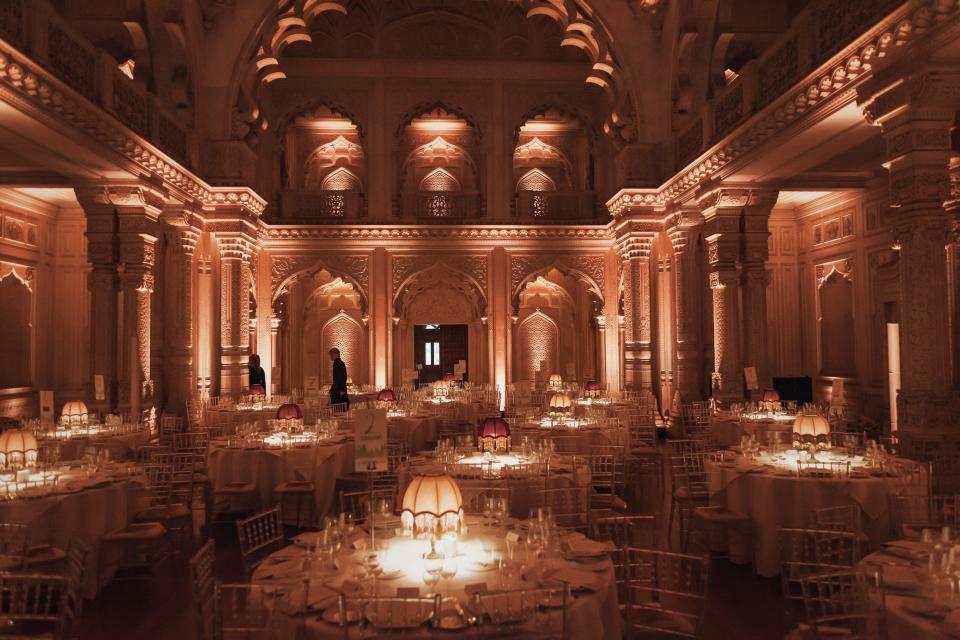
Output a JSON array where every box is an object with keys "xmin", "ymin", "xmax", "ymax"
[
  {"xmin": 619, "ymin": 547, "xmax": 710, "ymax": 639},
  {"xmin": 799, "ymin": 570, "xmax": 883, "ymax": 640},
  {"xmin": 668, "ymin": 448, "xmax": 710, "ymax": 550},
  {"xmin": 590, "ymin": 514, "xmax": 658, "ymax": 549},
  {"xmin": 535, "ymin": 487, "xmax": 590, "ymax": 533},
  {"xmin": 779, "ymin": 527, "xmax": 858, "ymax": 621},
  {"xmin": 797, "ymin": 459, "xmax": 851, "ymax": 478},
  {"xmin": 0, "ymin": 572, "xmax": 76, "ymax": 640},
  {"xmin": 273, "ymin": 445, "xmax": 318, "ymax": 530},
  {"xmin": 474, "ymin": 586, "xmax": 569, "ymax": 638},
  {"xmin": 890, "ymin": 493, "xmax": 960, "ymax": 538},
  {"xmin": 827, "ymin": 431, "xmax": 865, "ymax": 451},
  {"xmin": 219, "ymin": 583, "xmax": 279, "ymax": 639},
  {"xmin": 0, "ymin": 523, "xmax": 29, "ymax": 571},
  {"xmin": 812, "ymin": 505, "xmax": 866, "ymax": 556},
  {"xmin": 189, "ymin": 540, "xmax": 217, "ymax": 640},
  {"xmin": 236, "ymin": 507, "xmax": 283, "ymax": 577},
  {"xmin": 339, "ymin": 488, "xmax": 396, "ymax": 525}
]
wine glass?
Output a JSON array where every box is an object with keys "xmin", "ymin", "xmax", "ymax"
[
  {"xmin": 422, "ymin": 567, "xmax": 441, "ymax": 598},
  {"xmin": 493, "ymin": 497, "xmax": 507, "ymax": 526},
  {"xmin": 440, "ymin": 555, "xmax": 458, "ymax": 599},
  {"xmin": 482, "ymin": 496, "xmax": 493, "ymax": 527}
]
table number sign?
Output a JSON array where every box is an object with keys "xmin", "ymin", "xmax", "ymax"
[
  {"xmin": 354, "ymin": 408, "xmax": 388, "ymax": 472},
  {"xmin": 743, "ymin": 366, "xmax": 759, "ymax": 391},
  {"xmin": 39, "ymin": 390, "xmax": 54, "ymax": 425}
]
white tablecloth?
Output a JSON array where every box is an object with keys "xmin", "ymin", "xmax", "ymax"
[
  {"xmin": 513, "ymin": 424, "xmax": 628, "ymax": 455},
  {"xmin": 42, "ymin": 430, "xmax": 150, "ymax": 461},
  {"xmin": 343, "ymin": 416, "xmax": 438, "ymax": 453},
  {"xmin": 397, "ymin": 456, "xmax": 591, "ymax": 520},
  {"xmin": 0, "ymin": 471, "xmax": 145, "ymax": 597},
  {"xmin": 208, "ymin": 439, "xmax": 354, "ymax": 518},
  {"xmin": 706, "ymin": 456, "xmax": 927, "ymax": 576},
  {"xmin": 252, "ymin": 520, "xmax": 620, "ymax": 640},
  {"xmin": 710, "ymin": 418, "xmax": 793, "ymax": 447}
]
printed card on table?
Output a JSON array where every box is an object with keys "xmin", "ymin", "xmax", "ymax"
[{"xmin": 354, "ymin": 408, "xmax": 388, "ymax": 472}]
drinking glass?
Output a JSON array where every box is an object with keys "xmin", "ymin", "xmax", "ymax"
[
  {"xmin": 440, "ymin": 556, "xmax": 458, "ymax": 598},
  {"xmin": 422, "ymin": 567, "xmax": 441, "ymax": 597},
  {"xmin": 482, "ymin": 497, "xmax": 493, "ymax": 527}
]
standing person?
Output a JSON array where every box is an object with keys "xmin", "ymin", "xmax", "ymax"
[
  {"xmin": 329, "ymin": 348, "xmax": 349, "ymax": 411},
  {"xmin": 248, "ymin": 354, "xmax": 266, "ymax": 389}
]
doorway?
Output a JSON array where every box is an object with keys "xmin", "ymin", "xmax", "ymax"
[{"xmin": 414, "ymin": 324, "xmax": 468, "ymax": 384}]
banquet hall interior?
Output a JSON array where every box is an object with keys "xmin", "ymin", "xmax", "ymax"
[{"xmin": 0, "ymin": 0, "xmax": 958, "ymax": 637}]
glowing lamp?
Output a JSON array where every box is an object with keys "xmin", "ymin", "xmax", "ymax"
[
  {"xmin": 0, "ymin": 430, "xmax": 38, "ymax": 470},
  {"xmin": 762, "ymin": 389, "xmax": 780, "ymax": 403},
  {"xmin": 249, "ymin": 384, "xmax": 266, "ymax": 396},
  {"xmin": 793, "ymin": 414, "xmax": 830, "ymax": 437},
  {"xmin": 549, "ymin": 393, "xmax": 572, "ymax": 413},
  {"xmin": 377, "ymin": 389, "xmax": 396, "ymax": 402},
  {"xmin": 433, "ymin": 380, "xmax": 449, "ymax": 399},
  {"xmin": 584, "ymin": 381, "xmax": 602, "ymax": 398},
  {"xmin": 443, "ymin": 373, "xmax": 456, "ymax": 383},
  {"xmin": 60, "ymin": 400, "xmax": 89, "ymax": 428},
  {"xmin": 478, "ymin": 417, "xmax": 510, "ymax": 453},
  {"xmin": 548, "ymin": 374, "xmax": 564, "ymax": 391},
  {"xmin": 276, "ymin": 403, "xmax": 303, "ymax": 430},
  {"xmin": 400, "ymin": 474, "xmax": 463, "ymax": 537}
]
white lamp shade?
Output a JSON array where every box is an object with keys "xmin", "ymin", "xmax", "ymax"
[
  {"xmin": 0, "ymin": 429, "xmax": 38, "ymax": 470},
  {"xmin": 793, "ymin": 414, "xmax": 830, "ymax": 437},
  {"xmin": 400, "ymin": 474, "xmax": 463, "ymax": 535},
  {"xmin": 60, "ymin": 401, "xmax": 88, "ymax": 426},
  {"xmin": 549, "ymin": 393, "xmax": 571, "ymax": 410}
]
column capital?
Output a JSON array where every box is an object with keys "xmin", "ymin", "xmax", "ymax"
[
  {"xmin": 695, "ymin": 186, "xmax": 779, "ymax": 218},
  {"xmin": 859, "ymin": 68, "xmax": 960, "ymax": 129},
  {"xmin": 616, "ymin": 229, "xmax": 656, "ymax": 260},
  {"xmin": 75, "ymin": 183, "xmax": 167, "ymax": 213},
  {"xmin": 709, "ymin": 270, "xmax": 738, "ymax": 289}
]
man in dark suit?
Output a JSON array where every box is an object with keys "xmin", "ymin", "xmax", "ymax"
[{"xmin": 329, "ymin": 348, "xmax": 349, "ymax": 411}]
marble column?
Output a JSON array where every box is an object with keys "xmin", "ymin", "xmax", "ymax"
[
  {"xmin": 860, "ymin": 68, "xmax": 959, "ymax": 430},
  {"xmin": 161, "ymin": 209, "xmax": 199, "ymax": 415},
  {"xmin": 740, "ymin": 192, "xmax": 778, "ymax": 389},
  {"xmin": 219, "ymin": 239, "xmax": 252, "ymax": 398},
  {"xmin": 77, "ymin": 189, "xmax": 119, "ymax": 413},
  {"xmin": 669, "ymin": 221, "xmax": 703, "ymax": 403}
]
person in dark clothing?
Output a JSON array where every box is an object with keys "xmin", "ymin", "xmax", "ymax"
[
  {"xmin": 248, "ymin": 354, "xmax": 266, "ymax": 389},
  {"xmin": 329, "ymin": 348, "xmax": 349, "ymax": 411}
]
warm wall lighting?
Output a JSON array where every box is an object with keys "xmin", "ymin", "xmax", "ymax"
[{"xmin": 400, "ymin": 474, "xmax": 464, "ymax": 537}]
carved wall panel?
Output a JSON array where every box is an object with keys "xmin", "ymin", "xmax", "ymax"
[
  {"xmin": 517, "ymin": 311, "xmax": 558, "ymax": 383},
  {"xmin": 320, "ymin": 313, "xmax": 365, "ymax": 385}
]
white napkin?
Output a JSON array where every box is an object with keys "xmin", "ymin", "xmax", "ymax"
[
  {"xmin": 548, "ymin": 566, "xmax": 602, "ymax": 591},
  {"xmin": 562, "ymin": 533, "xmax": 614, "ymax": 556}
]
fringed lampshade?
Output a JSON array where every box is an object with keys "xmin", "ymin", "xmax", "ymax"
[
  {"xmin": 584, "ymin": 381, "xmax": 602, "ymax": 398},
  {"xmin": 400, "ymin": 474, "xmax": 463, "ymax": 537},
  {"xmin": 60, "ymin": 400, "xmax": 88, "ymax": 428},
  {"xmin": 762, "ymin": 389, "xmax": 780, "ymax": 403},
  {"xmin": 548, "ymin": 373, "xmax": 564, "ymax": 391},
  {"xmin": 478, "ymin": 417, "xmax": 510, "ymax": 453},
  {"xmin": 793, "ymin": 414, "xmax": 830, "ymax": 437},
  {"xmin": 443, "ymin": 373, "xmax": 456, "ymax": 383},
  {"xmin": 276, "ymin": 403, "xmax": 303, "ymax": 430},
  {"xmin": 0, "ymin": 430, "xmax": 38, "ymax": 470},
  {"xmin": 549, "ymin": 393, "xmax": 572, "ymax": 413},
  {"xmin": 377, "ymin": 388, "xmax": 396, "ymax": 402},
  {"xmin": 433, "ymin": 380, "xmax": 449, "ymax": 398},
  {"xmin": 249, "ymin": 384, "xmax": 266, "ymax": 396}
]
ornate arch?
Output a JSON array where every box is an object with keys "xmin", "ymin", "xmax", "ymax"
[
  {"xmin": 517, "ymin": 169, "xmax": 557, "ymax": 192},
  {"xmin": 510, "ymin": 256, "xmax": 605, "ymax": 311},
  {"xmin": 394, "ymin": 260, "xmax": 487, "ymax": 317},
  {"xmin": 511, "ymin": 102, "xmax": 599, "ymax": 144},
  {"xmin": 320, "ymin": 311, "xmax": 365, "ymax": 383},
  {"xmin": 516, "ymin": 310, "xmax": 559, "ymax": 382},
  {"xmin": 273, "ymin": 98, "xmax": 366, "ymax": 141},
  {"xmin": 419, "ymin": 168, "xmax": 461, "ymax": 192},
  {"xmin": 318, "ymin": 166, "xmax": 362, "ymax": 191},
  {"xmin": 396, "ymin": 100, "xmax": 483, "ymax": 140},
  {"xmin": 271, "ymin": 255, "xmax": 369, "ymax": 311},
  {"xmin": 0, "ymin": 264, "xmax": 34, "ymax": 292}
]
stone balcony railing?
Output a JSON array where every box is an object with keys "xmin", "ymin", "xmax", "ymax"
[
  {"xmin": 280, "ymin": 190, "xmax": 365, "ymax": 223},
  {"xmin": 400, "ymin": 192, "xmax": 484, "ymax": 224},
  {"xmin": 513, "ymin": 191, "xmax": 605, "ymax": 224},
  {"xmin": 0, "ymin": 0, "xmax": 195, "ymax": 169}
]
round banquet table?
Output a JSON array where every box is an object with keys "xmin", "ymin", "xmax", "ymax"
[
  {"xmin": 0, "ymin": 466, "xmax": 147, "ymax": 598},
  {"xmin": 205, "ymin": 406, "xmax": 279, "ymax": 434},
  {"xmin": 208, "ymin": 437, "xmax": 354, "ymax": 519},
  {"xmin": 397, "ymin": 454, "xmax": 591, "ymax": 520},
  {"xmin": 251, "ymin": 518, "xmax": 621, "ymax": 640},
  {"xmin": 705, "ymin": 453, "xmax": 927, "ymax": 576},
  {"xmin": 514, "ymin": 421, "xmax": 628, "ymax": 455},
  {"xmin": 709, "ymin": 415, "xmax": 794, "ymax": 447},
  {"xmin": 343, "ymin": 415, "xmax": 438, "ymax": 452},
  {"xmin": 41, "ymin": 428, "xmax": 151, "ymax": 462}
]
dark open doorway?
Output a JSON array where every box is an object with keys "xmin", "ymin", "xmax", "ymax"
[{"xmin": 413, "ymin": 324, "xmax": 468, "ymax": 384}]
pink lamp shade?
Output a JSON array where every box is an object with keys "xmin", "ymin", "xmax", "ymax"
[
  {"xmin": 249, "ymin": 384, "xmax": 266, "ymax": 396},
  {"xmin": 443, "ymin": 373, "xmax": 456, "ymax": 383},
  {"xmin": 762, "ymin": 389, "xmax": 780, "ymax": 403},
  {"xmin": 793, "ymin": 414, "xmax": 830, "ymax": 437},
  {"xmin": 276, "ymin": 403, "xmax": 302, "ymax": 420},
  {"xmin": 584, "ymin": 381, "xmax": 602, "ymax": 392},
  {"xmin": 400, "ymin": 474, "xmax": 464, "ymax": 536},
  {"xmin": 377, "ymin": 389, "xmax": 396, "ymax": 402},
  {"xmin": 478, "ymin": 417, "xmax": 510, "ymax": 453},
  {"xmin": 0, "ymin": 430, "xmax": 38, "ymax": 470}
]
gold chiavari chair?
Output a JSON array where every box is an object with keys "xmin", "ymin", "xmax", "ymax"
[
  {"xmin": 474, "ymin": 586, "xmax": 569, "ymax": 638},
  {"xmin": 779, "ymin": 527, "xmax": 858, "ymax": 620},
  {"xmin": 590, "ymin": 514, "xmax": 658, "ymax": 549},
  {"xmin": 619, "ymin": 548, "xmax": 710, "ymax": 639},
  {"xmin": 798, "ymin": 570, "xmax": 882, "ymax": 640},
  {"xmin": 236, "ymin": 507, "xmax": 283, "ymax": 577},
  {"xmin": 890, "ymin": 493, "xmax": 960, "ymax": 538},
  {"xmin": 0, "ymin": 572, "xmax": 77, "ymax": 640},
  {"xmin": 812, "ymin": 505, "xmax": 866, "ymax": 556},
  {"xmin": 668, "ymin": 447, "xmax": 709, "ymax": 550},
  {"xmin": 535, "ymin": 487, "xmax": 590, "ymax": 533},
  {"xmin": 273, "ymin": 445, "xmax": 318, "ymax": 530},
  {"xmin": 0, "ymin": 523, "xmax": 29, "ymax": 571},
  {"xmin": 189, "ymin": 540, "xmax": 217, "ymax": 640},
  {"xmin": 797, "ymin": 459, "xmax": 851, "ymax": 478},
  {"xmin": 219, "ymin": 583, "xmax": 279, "ymax": 639}
]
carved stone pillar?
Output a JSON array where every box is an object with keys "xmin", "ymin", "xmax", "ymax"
[
  {"xmin": 741, "ymin": 191, "xmax": 778, "ymax": 389},
  {"xmin": 860, "ymin": 68, "xmax": 959, "ymax": 430},
  {"xmin": 77, "ymin": 189, "xmax": 119, "ymax": 412},
  {"xmin": 270, "ymin": 317, "xmax": 281, "ymax": 395},
  {"xmin": 669, "ymin": 220, "xmax": 702, "ymax": 402},
  {"xmin": 219, "ymin": 239, "xmax": 252, "ymax": 398},
  {"xmin": 699, "ymin": 189, "xmax": 746, "ymax": 402},
  {"xmin": 620, "ymin": 239, "xmax": 654, "ymax": 391},
  {"xmin": 161, "ymin": 208, "xmax": 199, "ymax": 415},
  {"xmin": 118, "ymin": 212, "xmax": 160, "ymax": 414}
]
